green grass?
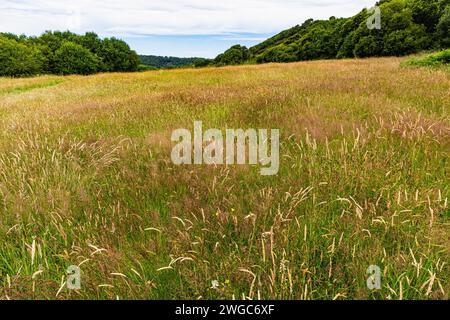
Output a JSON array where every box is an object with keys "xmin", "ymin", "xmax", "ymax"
[
  {"xmin": 402, "ymin": 49, "xmax": 450, "ymax": 69},
  {"xmin": 0, "ymin": 79, "xmax": 66, "ymax": 95},
  {"xmin": 0, "ymin": 57, "xmax": 448, "ymax": 300}
]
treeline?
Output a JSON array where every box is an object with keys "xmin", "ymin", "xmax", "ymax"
[
  {"xmin": 139, "ymin": 55, "xmax": 211, "ymax": 69},
  {"xmin": 0, "ymin": 31, "xmax": 139, "ymax": 77},
  {"xmin": 215, "ymin": 0, "xmax": 450, "ymax": 65}
]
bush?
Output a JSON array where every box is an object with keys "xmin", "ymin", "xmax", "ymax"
[
  {"xmin": 53, "ymin": 41, "xmax": 100, "ymax": 75},
  {"xmin": 402, "ymin": 49, "xmax": 450, "ymax": 67},
  {"xmin": 137, "ymin": 64, "xmax": 157, "ymax": 72},
  {"xmin": 0, "ymin": 36, "xmax": 44, "ymax": 77}
]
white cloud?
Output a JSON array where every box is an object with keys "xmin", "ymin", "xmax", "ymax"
[{"xmin": 0, "ymin": 0, "xmax": 377, "ymax": 37}]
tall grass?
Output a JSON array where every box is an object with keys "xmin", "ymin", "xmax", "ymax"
[{"xmin": 0, "ymin": 57, "xmax": 448, "ymax": 300}]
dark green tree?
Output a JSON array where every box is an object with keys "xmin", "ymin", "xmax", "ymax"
[
  {"xmin": 215, "ymin": 45, "xmax": 250, "ymax": 65},
  {"xmin": 437, "ymin": 5, "xmax": 450, "ymax": 47},
  {"xmin": 383, "ymin": 25, "xmax": 428, "ymax": 55},
  {"xmin": 0, "ymin": 36, "xmax": 44, "ymax": 76},
  {"xmin": 354, "ymin": 35, "xmax": 383, "ymax": 57},
  {"xmin": 409, "ymin": 0, "xmax": 441, "ymax": 33},
  {"xmin": 77, "ymin": 32, "xmax": 103, "ymax": 55},
  {"xmin": 53, "ymin": 41, "xmax": 99, "ymax": 75},
  {"xmin": 98, "ymin": 38, "xmax": 139, "ymax": 72}
]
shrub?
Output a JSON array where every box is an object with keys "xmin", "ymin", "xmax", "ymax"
[
  {"xmin": 402, "ymin": 49, "xmax": 450, "ymax": 67},
  {"xmin": 137, "ymin": 64, "xmax": 157, "ymax": 72}
]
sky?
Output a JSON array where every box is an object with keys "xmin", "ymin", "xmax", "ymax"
[{"xmin": 0, "ymin": 0, "xmax": 377, "ymax": 58}]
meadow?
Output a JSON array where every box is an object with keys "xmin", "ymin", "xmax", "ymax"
[{"xmin": 0, "ymin": 57, "xmax": 448, "ymax": 300}]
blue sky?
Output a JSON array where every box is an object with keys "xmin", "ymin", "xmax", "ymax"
[
  {"xmin": 0, "ymin": 0, "xmax": 376, "ymax": 58},
  {"xmin": 122, "ymin": 34, "xmax": 272, "ymax": 58}
]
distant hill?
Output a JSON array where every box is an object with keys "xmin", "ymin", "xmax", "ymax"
[
  {"xmin": 139, "ymin": 55, "xmax": 211, "ymax": 69},
  {"xmin": 214, "ymin": 0, "xmax": 450, "ymax": 66}
]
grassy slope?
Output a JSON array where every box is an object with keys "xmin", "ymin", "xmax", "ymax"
[{"xmin": 0, "ymin": 57, "xmax": 448, "ymax": 300}]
